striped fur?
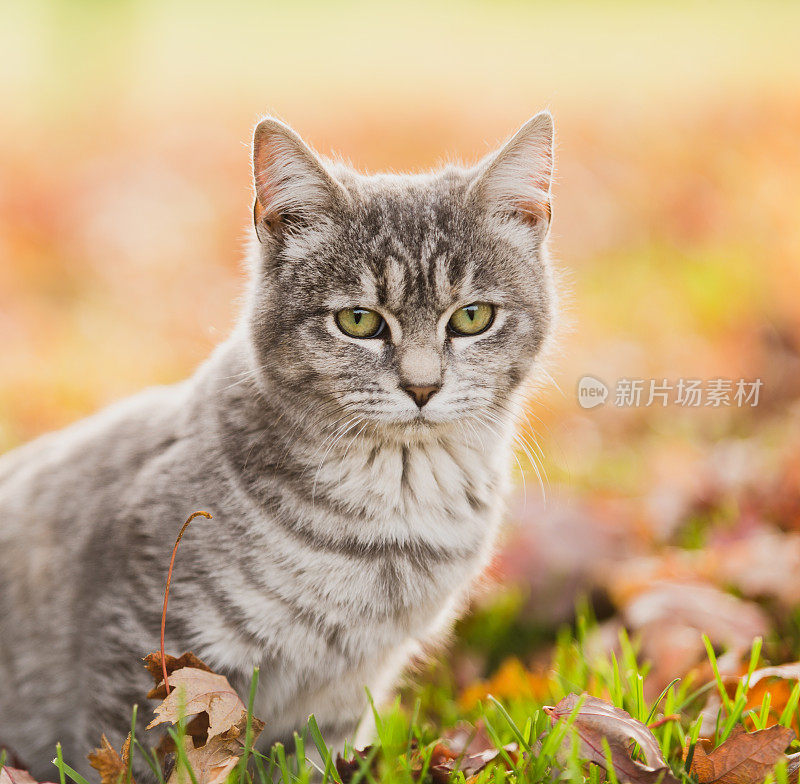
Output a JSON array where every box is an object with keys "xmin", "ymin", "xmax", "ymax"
[{"xmin": 0, "ymin": 114, "xmax": 557, "ymax": 780}]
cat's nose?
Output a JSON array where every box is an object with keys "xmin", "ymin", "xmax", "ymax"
[{"xmin": 403, "ymin": 384, "xmax": 440, "ymax": 408}]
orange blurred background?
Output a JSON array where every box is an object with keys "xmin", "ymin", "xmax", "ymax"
[{"xmin": 2, "ymin": 0, "xmax": 800, "ymax": 500}]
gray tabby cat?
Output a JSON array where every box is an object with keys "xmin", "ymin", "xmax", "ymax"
[{"xmin": 0, "ymin": 113, "xmax": 557, "ymax": 780}]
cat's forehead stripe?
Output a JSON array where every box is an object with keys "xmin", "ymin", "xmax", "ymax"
[{"xmin": 353, "ymin": 194, "xmax": 464, "ymax": 313}]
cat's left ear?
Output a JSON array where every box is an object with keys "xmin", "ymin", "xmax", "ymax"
[
  {"xmin": 252, "ymin": 117, "xmax": 346, "ymax": 243},
  {"xmin": 468, "ymin": 112, "xmax": 554, "ymax": 236}
]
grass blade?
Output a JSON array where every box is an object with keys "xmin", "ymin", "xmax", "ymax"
[{"xmin": 237, "ymin": 667, "xmax": 260, "ymax": 783}]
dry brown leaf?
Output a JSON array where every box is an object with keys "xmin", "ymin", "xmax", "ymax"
[
  {"xmin": 436, "ymin": 743, "xmax": 519, "ymax": 779},
  {"xmin": 335, "ymin": 748, "xmax": 376, "ymax": 784},
  {"xmin": 545, "ymin": 693, "xmax": 678, "ymax": 784},
  {"xmin": 405, "ymin": 734, "xmax": 518, "ymax": 784},
  {"xmin": 747, "ymin": 663, "xmax": 800, "ymax": 688},
  {"xmin": 419, "ymin": 718, "xmax": 522, "ymax": 781},
  {"xmin": 737, "ymin": 663, "xmax": 800, "ymax": 731},
  {"xmin": 426, "ymin": 743, "xmax": 457, "ymax": 784},
  {"xmin": 144, "ymin": 651, "xmax": 264, "ymax": 784},
  {"xmin": 433, "ymin": 724, "xmax": 519, "ymax": 780},
  {"xmin": 444, "ymin": 719, "xmax": 519, "ymax": 757},
  {"xmin": 701, "ymin": 661, "xmax": 800, "ymax": 737},
  {"xmin": 689, "ymin": 724, "xmax": 795, "ymax": 784},
  {"xmin": 147, "ymin": 668, "xmax": 253, "ymax": 743},
  {"xmin": 143, "ymin": 652, "xmax": 213, "ymax": 700},
  {"xmin": 0, "ymin": 768, "xmax": 41, "ymax": 784},
  {"xmin": 621, "ymin": 581, "xmax": 770, "ymax": 654},
  {"xmin": 87, "ymin": 734, "xmax": 133, "ymax": 784},
  {"xmin": 169, "ymin": 735, "xmax": 242, "ymax": 784},
  {"xmin": 710, "ymin": 531, "xmax": 800, "ymax": 610}
]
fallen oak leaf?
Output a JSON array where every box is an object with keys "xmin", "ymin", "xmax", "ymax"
[
  {"xmin": 143, "ymin": 510, "xmax": 265, "ymax": 784},
  {"xmin": 733, "ymin": 662, "xmax": 800, "ymax": 731},
  {"xmin": 688, "ymin": 724, "xmax": 794, "ymax": 784},
  {"xmin": 442, "ymin": 722, "xmax": 485, "ymax": 755},
  {"xmin": 426, "ymin": 743, "xmax": 457, "ymax": 784},
  {"xmin": 87, "ymin": 734, "xmax": 134, "ymax": 784},
  {"xmin": 335, "ymin": 747, "xmax": 376, "ymax": 784},
  {"xmin": 545, "ymin": 693, "xmax": 678, "ymax": 784},
  {"xmin": 0, "ymin": 768, "xmax": 58, "ymax": 784},
  {"xmin": 442, "ymin": 719, "xmax": 521, "ymax": 773},
  {"xmin": 403, "ymin": 723, "xmax": 521, "ymax": 784},
  {"xmin": 143, "ymin": 652, "xmax": 213, "ymax": 700},
  {"xmin": 443, "ymin": 719, "xmax": 508, "ymax": 758},
  {"xmin": 147, "ymin": 667, "xmax": 260, "ymax": 743},
  {"xmin": 153, "ymin": 714, "xmax": 212, "ymax": 760},
  {"xmin": 144, "ymin": 652, "xmax": 214, "ymax": 754},
  {"xmin": 0, "ymin": 769, "xmax": 42, "ymax": 784},
  {"xmin": 169, "ymin": 734, "xmax": 244, "ymax": 784},
  {"xmin": 435, "ymin": 743, "xmax": 519, "ymax": 779},
  {"xmin": 145, "ymin": 655, "xmax": 264, "ymax": 784},
  {"xmin": 746, "ymin": 663, "xmax": 800, "ymax": 689}
]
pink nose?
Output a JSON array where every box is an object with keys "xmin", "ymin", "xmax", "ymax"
[{"xmin": 403, "ymin": 384, "xmax": 440, "ymax": 408}]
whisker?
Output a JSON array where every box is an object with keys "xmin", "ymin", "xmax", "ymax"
[{"xmin": 311, "ymin": 416, "xmax": 364, "ymax": 502}]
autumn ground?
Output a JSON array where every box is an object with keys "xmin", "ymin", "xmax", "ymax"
[{"xmin": 3, "ymin": 1, "xmax": 800, "ymax": 783}]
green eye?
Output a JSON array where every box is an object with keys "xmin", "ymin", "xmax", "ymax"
[
  {"xmin": 448, "ymin": 303, "xmax": 495, "ymax": 336},
  {"xmin": 336, "ymin": 308, "xmax": 385, "ymax": 338}
]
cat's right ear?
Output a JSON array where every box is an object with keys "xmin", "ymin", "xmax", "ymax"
[
  {"xmin": 468, "ymin": 112, "xmax": 554, "ymax": 238},
  {"xmin": 252, "ymin": 117, "xmax": 345, "ymax": 243}
]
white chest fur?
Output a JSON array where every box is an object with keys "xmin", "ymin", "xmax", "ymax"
[{"xmin": 198, "ymin": 427, "xmax": 512, "ymax": 698}]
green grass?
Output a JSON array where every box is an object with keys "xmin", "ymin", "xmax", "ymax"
[{"xmin": 41, "ymin": 606, "xmax": 800, "ymax": 784}]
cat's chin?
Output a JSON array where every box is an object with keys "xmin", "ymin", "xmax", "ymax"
[{"xmin": 368, "ymin": 410, "xmax": 467, "ymax": 443}]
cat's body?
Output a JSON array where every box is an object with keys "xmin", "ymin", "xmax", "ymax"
[{"xmin": 0, "ymin": 115, "xmax": 556, "ymax": 780}]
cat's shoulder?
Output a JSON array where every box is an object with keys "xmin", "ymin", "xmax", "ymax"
[{"xmin": 0, "ymin": 381, "xmax": 192, "ymax": 502}]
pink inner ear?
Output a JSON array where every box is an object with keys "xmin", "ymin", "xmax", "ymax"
[
  {"xmin": 514, "ymin": 197, "xmax": 552, "ymax": 226},
  {"xmin": 253, "ymin": 197, "xmax": 265, "ymax": 224},
  {"xmin": 253, "ymin": 124, "xmax": 336, "ymax": 231},
  {"xmin": 254, "ymin": 130, "xmax": 301, "ymax": 223},
  {"xmin": 475, "ymin": 123, "xmax": 553, "ymax": 228},
  {"xmin": 254, "ymin": 140, "xmax": 281, "ymax": 222},
  {"xmin": 519, "ymin": 145, "xmax": 553, "ymax": 218}
]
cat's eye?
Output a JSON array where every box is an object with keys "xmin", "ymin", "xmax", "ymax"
[
  {"xmin": 336, "ymin": 308, "xmax": 386, "ymax": 339},
  {"xmin": 448, "ymin": 303, "xmax": 495, "ymax": 336}
]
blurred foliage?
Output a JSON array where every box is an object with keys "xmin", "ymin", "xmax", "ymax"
[
  {"xmin": 3, "ymin": 1, "xmax": 800, "ymax": 744},
  {"xmin": 2, "ymin": 0, "xmax": 800, "ymax": 452}
]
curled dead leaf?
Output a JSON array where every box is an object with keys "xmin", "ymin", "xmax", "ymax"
[
  {"xmin": 545, "ymin": 693, "xmax": 678, "ymax": 784},
  {"xmin": 442, "ymin": 720, "xmax": 520, "ymax": 773},
  {"xmin": 747, "ymin": 663, "xmax": 800, "ymax": 689},
  {"xmin": 409, "ymin": 719, "xmax": 520, "ymax": 782},
  {"xmin": 143, "ymin": 652, "xmax": 213, "ymax": 700},
  {"xmin": 169, "ymin": 735, "xmax": 244, "ymax": 784},
  {"xmin": 688, "ymin": 724, "xmax": 795, "ymax": 784},
  {"xmin": 701, "ymin": 663, "xmax": 800, "ymax": 738},
  {"xmin": 87, "ymin": 734, "xmax": 133, "ymax": 784},
  {"xmin": 143, "ymin": 651, "xmax": 264, "ymax": 784},
  {"xmin": 147, "ymin": 667, "xmax": 258, "ymax": 743},
  {"xmin": 738, "ymin": 663, "xmax": 800, "ymax": 732},
  {"xmin": 0, "ymin": 768, "xmax": 44, "ymax": 784},
  {"xmin": 335, "ymin": 748, "xmax": 376, "ymax": 784},
  {"xmin": 426, "ymin": 743, "xmax": 457, "ymax": 784},
  {"xmin": 433, "ymin": 743, "xmax": 518, "ymax": 780}
]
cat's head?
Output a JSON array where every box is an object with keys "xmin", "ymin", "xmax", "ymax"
[{"xmin": 245, "ymin": 115, "xmax": 557, "ymax": 441}]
